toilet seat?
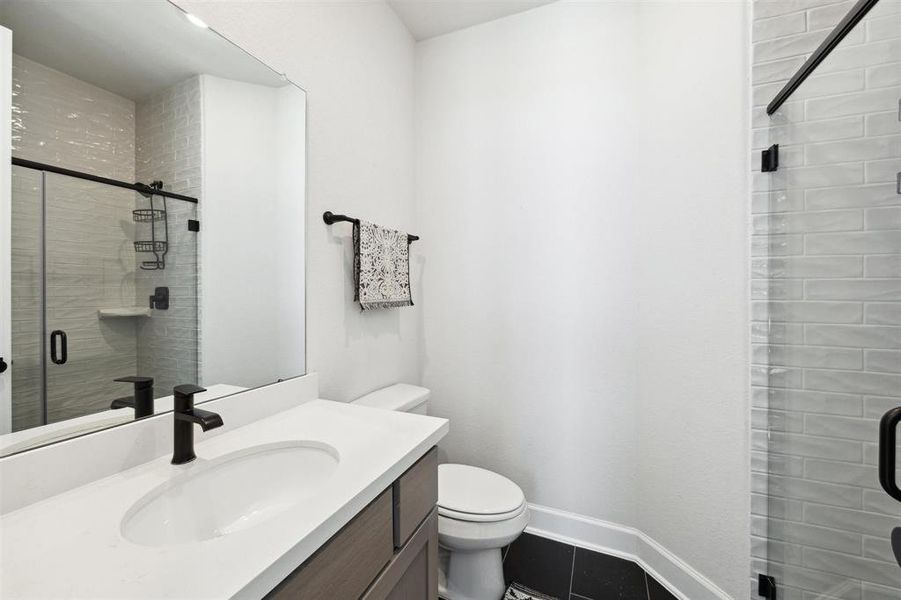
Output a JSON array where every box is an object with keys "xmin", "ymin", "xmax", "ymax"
[{"xmin": 438, "ymin": 464, "xmax": 526, "ymax": 523}]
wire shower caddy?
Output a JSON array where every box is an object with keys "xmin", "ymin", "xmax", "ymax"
[{"xmin": 133, "ymin": 181, "xmax": 170, "ymax": 270}]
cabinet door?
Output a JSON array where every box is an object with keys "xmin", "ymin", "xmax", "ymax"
[{"xmin": 364, "ymin": 510, "xmax": 438, "ymax": 600}]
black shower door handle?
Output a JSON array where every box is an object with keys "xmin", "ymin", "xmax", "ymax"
[
  {"xmin": 879, "ymin": 406, "xmax": 901, "ymax": 503},
  {"xmin": 50, "ymin": 330, "xmax": 67, "ymax": 365}
]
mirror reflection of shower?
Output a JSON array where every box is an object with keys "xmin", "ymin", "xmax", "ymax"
[{"xmin": 9, "ymin": 57, "xmax": 200, "ymax": 433}]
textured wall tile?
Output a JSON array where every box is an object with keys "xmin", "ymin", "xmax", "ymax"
[
  {"xmin": 862, "ymin": 489, "xmax": 901, "ymax": 516},
  {"xmin": 806, "ymin": 183, "xmax": 899, "ymax": 210},
  {"xmin": 805, "ymin": 135, "xmax": 901, "ymax": 165},
  {"xmin": 754, "ymin": 71, "xmax": 865, "ymax": 106},
  {"xmin": 862, "ymin": 582, "xmax": 901, "ymax": 600},
  {"xmin": 754, "ymin": 56, "xmax": 810, "ymax": 84},
  {"xmin": 804, "ymin": 414, "xmax": 881, "ymax": 442},
  {"xmin": 752, "ymin": 279, "xmax": 807, "ymax": 300},
  {"xmin": 806, "ymin": 279, "xmax": 901, "ymax": 300},
  {"xmin": 807, "ymin": 0, "xmax": 858, "ymax": 30},
  {"xmin": 767, "ymin": 516, "xmax": 863, "ymax": 553},
  {"xmin": 805, "ymin": 505, "xmax": 898, "ymax": 538},
  {"xmin": 805, "ymin": 369, "xmax": 901, "ymax": 396},
  {"xmin": 758, "ymin": 116, "xmax": 864, "ymax": 148},
  {"xmin": 865, "ymin": 349, "xmax": 901, "ymax": 372},
  {"xmin": 864, "ymin": 255, "xmax": 900, "ymax": 277},
  {"xmin": 752, "ymin": 233, "xmax": 805, "ymax": 256},
  {"xmin": 806, "ymin": 230, "xmax": 899, "ymax": 254},
  {"xmin": 764, "ymin": 431, "xmax": 863, "ymax": 461},
  {"xmin": 754, "ymin": 388, "xmax": 862, "ymax": 416},
  {"xmin": 863, "ymin": 395, "xmax": 901, "ymax": 418},
  {"xmin": 806, "ymin": 324, "xmax": 901, "ymax": 348},
  {"xmin": 807, "ymin": 86, "xmax": 901, "ymax": 120},
  {"xmin": 867, "ymin": 12, "xmax": 901, "ymax": 42},
  {"xmin": 766, "ymin": 474, "xmax": 863, "ymax": 508},
  {"xmin": 754, "ymin": 12, "xmax": 808, "ymax": 42},
  {"xmin": 754, "ymin": 301, "xmax": 863, "ymax": 322},
  {"xmin": 753, "ymin": 190, "xmax": 808, "ymax": 214},
  {"xmin": 753, "ymin": 256, "xmax": 863, "ymax": 278},
  {"xmin": 752, "ymin": 408, "xmax": 806, "ymax": 432},
  {"xmin": 754, "ymin": 210, "xmax": 863, "ymax": 234},
  {"xmin": 865, "ymin": 207, "xmax": 901, "ymax": 230},
  {"xmin": 819, "ymin": 39, "xmax": 901, "ymax": 75},
  {"xmin": 784, "ymin": 164, "xmax": 866, "ymax": 190},
  {"xmin": 753, "ymin": 365, "xmax": 805, "ymax": 388},
  {"xmin": 754, "ymin": 344, "xmax": 863, "ymax": 369},
  {"xmin": 866, "ymin": 62, "xmax": 901, "ymax": 88},
  {"xmin": 803, "ymin": 548, "xmax": 901, "ymax": 588},
  {"xmin": 865, "ymin": 111, "xmax": 901, "ymax": 137},
  {"xmin": 865, "ymin": 158, "xmax": 901, "ymax": 185}
]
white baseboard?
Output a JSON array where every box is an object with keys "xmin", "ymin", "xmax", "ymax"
[{"xmin": 525, "ymin": 503, "xmax": 733, "ymax": 600}]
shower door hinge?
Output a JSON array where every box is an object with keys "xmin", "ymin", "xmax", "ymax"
[
  {"xmin": 758, "ymin": 574, "xmax": 777, "ymax": 600},
  {"xmin": 762, "ymin": 144, "xmax": 779, "ymax": 173}
]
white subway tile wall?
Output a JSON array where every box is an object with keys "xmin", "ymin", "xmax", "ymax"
[
  {"xmin": 10, "ymin": 55, "xmax": 138, "ymax": 428},
  {"xmin": 134, "ymin": 76, "xmax": 201, "ymax": 396},
  {"xmin": 752, "ymin": 1, "xmax": 901, "ymax": 599}
]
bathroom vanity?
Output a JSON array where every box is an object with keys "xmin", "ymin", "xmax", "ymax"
[
  {"xmin": 268, "ymin": 448, "xmax": 439, "ymax": 599},
  {"xmin": 0, "ymin": 379, "xmax": 448, "ymax": 599}
]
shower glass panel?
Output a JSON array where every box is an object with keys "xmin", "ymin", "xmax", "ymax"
[
  {"xmin": 10, "ymin": 165, "xmax": 43, "ymax": 431},
  {"xmin": 755, "ymin": 3, "xmax": 901, "ymax": 598},
  {"xmin": 9, "ymin": 168, "xmax": 199, "ymax": 431}
]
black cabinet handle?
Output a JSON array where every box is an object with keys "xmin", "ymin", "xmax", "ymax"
[
  {"xmin": 879, "ymin": 406, "xmax": 901, "ymax": 503},
  {"xmin": 0, "ymin": 357, "xmax": 7, "ymax": 373},
  {"xmin": 50, "ymin": 330, "xmax": 67, "ymax": 365}
]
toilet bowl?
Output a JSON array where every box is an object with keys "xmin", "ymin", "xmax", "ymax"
[{"xmin": 351, "ymin": 384, "xmax": 529, "ymax": 600}]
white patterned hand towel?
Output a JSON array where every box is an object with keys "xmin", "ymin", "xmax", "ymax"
[{"xmin": 353, "ymin": 219, "xmax": 413, "ymax": 310}]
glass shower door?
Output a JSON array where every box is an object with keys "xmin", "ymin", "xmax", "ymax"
[
  {"xmin": 42, "ymin": 173, "xmax": 140, "ymax": 424},
  {"xmin": 754, "ymin": 3, "xmax": 901, "ymax": 597},
  {"xmin": 9, "ymin": 165, "xmax": 43, "ymax": 431}
]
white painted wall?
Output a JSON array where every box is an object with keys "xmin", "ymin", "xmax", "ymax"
[
  {"xmin": 200, "ymin": 75, "xmax": 306, "ymax": 388},
  {"xmin": 179, "ymin": 0, "xmax": 419, "ymax": 401},
  {"xmin": 634, "ymin": 3, "xmax": 750, "ymax": 598},
  {"xmin": 416, "ymin": 1, "xmax": 749, "ymax": 597},
  {"xmin": 415, "ymin": 0, "xmax": 642, "ymax": 527}
]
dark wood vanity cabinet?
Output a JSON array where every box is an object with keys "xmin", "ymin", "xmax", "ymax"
[{"xmin": 266, "ymin": 448, "xmax": 439, "ymax": 600}]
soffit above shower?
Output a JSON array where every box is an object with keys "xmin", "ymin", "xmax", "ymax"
[
  {"xmin": 388, "ymin": 0, "xmax": 555, "ymax": 41},
  {"xmin": 0, "ymin": 0, "xmax": 287, "ymax": 101}
]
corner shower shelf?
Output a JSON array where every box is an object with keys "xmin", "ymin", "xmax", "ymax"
[{"xmin": 98, "ymin": 307, "xmax": 152, "ymax": 319}]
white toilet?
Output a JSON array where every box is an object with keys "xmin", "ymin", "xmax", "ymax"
[{"xmin": 352, "ymin": 384, "xmax": 529, "ymax": 600}]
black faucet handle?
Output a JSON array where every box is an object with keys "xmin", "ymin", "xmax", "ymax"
[
  {"xmin": 115, "ymin": 376, "xmax": 154, "ymax": 388},
  {"xmin": 174, "ymin": 384, "xmax": 207, "ymax": 398}
]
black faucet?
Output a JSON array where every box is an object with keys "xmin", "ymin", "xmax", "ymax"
[
  {"xmin": 172, "ymin": 384, "xmax": 223, "ymax": 465},
  {"xmin": 110, "ymin": 376, "xmax": 155, "ymax": 419}
]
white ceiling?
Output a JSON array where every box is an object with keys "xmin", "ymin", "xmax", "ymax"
[
  {"xmin": 0, "ymin": 0, "xmax": 287, "ymax": 101},
  {"xmin": 388, "ymin": 0, "xmax": 556, "ymax": 41}
]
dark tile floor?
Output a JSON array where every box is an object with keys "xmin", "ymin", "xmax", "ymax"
[{"xmin": 503, "ymin": 533, "xmax": 679, "ymax": 600}]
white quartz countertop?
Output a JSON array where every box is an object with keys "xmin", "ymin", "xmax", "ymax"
[{"xmin": 0, "ymin": 400, "xmax": 449, "ymax": 599}]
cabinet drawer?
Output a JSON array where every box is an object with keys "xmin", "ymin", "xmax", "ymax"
[
  {"xmin": 266, "ymin": 489, "xmax": 394, "ymax": 600},
  {"xmin": 393, "ymin": 447, "xmax": 438, "ymax": 548}
]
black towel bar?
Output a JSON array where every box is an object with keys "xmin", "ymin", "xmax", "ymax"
[{"xmin": 323, "ymin": 211, "xmax": 420, "ymax": 243}]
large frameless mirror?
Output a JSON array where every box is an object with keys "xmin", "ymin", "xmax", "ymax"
[{"xmin": 0, "ymin": 0, "xmax": 306, "ymax": 456}]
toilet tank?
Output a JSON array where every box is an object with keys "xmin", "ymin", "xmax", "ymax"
[{"xmin": 352, "ymin": 383, "xmax": 430, "ymax": 415}]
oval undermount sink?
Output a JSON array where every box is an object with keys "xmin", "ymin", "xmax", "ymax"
[{"xmin": 121, "ymin": 441, "xmax": 340, "ymax": 547}]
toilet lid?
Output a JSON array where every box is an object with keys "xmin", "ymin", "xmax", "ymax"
[{"xmin": 438, "ymin": 464, "xmax": 525, "ymax": 521}]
